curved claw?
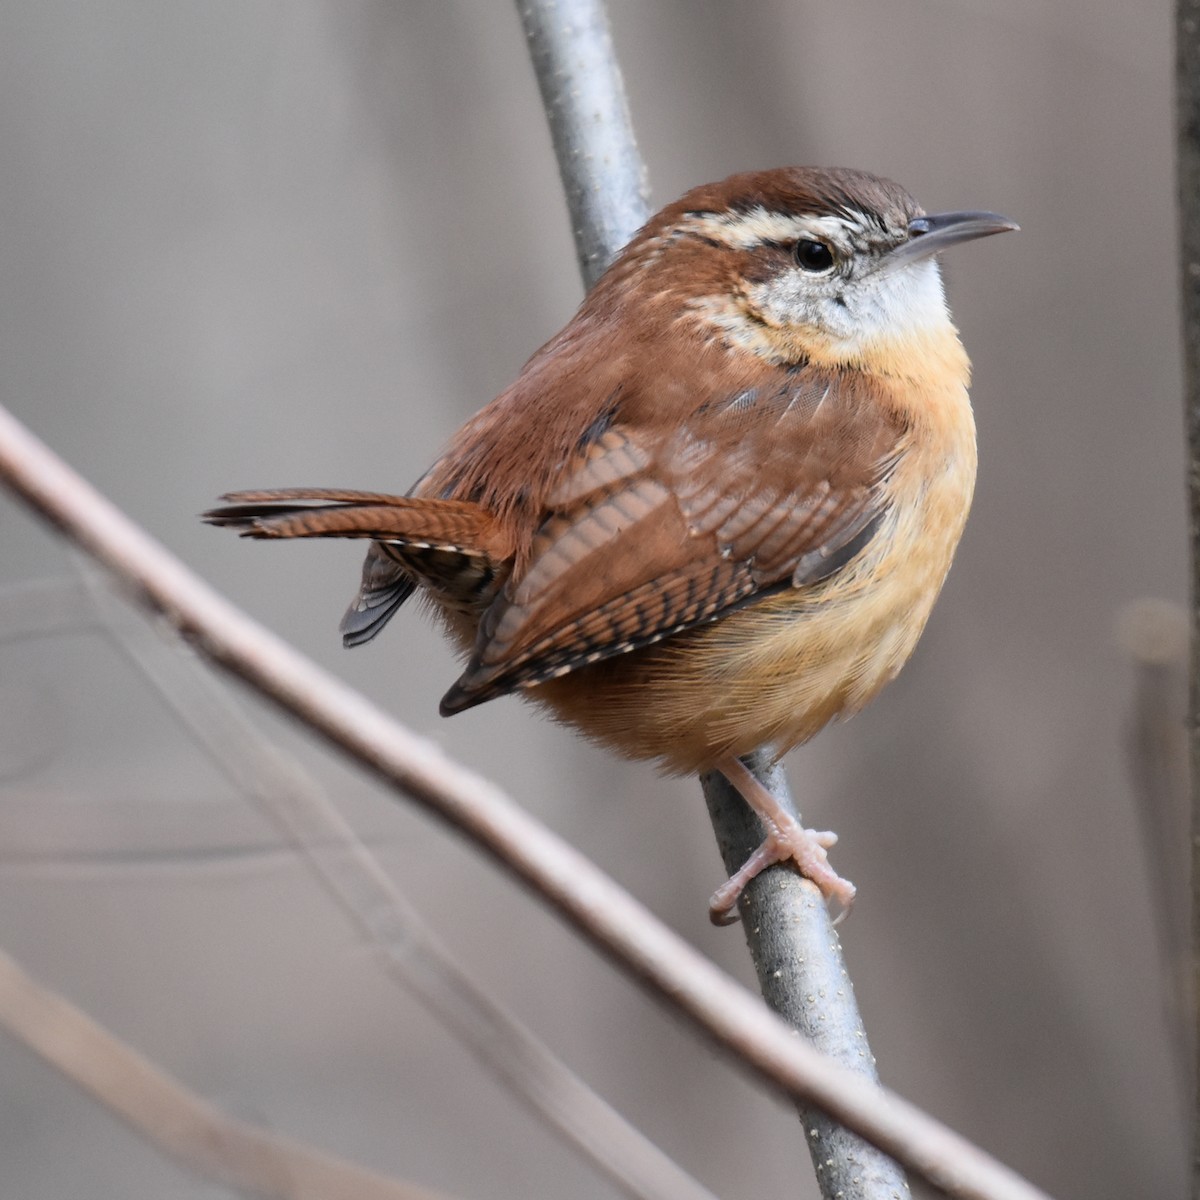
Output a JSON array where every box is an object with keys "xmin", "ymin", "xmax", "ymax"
[
  {"xmin": 708, "ymin": 836, "xmax": 783, "ymax": 924},
  {"xmin": 708, "ymin": 897, "xmax": 743, "ymax": 926}
]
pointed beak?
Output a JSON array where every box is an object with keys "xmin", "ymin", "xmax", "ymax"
[{"xmin": 885, "ymin": 210, "xmax": 1019, "ymax": 268}]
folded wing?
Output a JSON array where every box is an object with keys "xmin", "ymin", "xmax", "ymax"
[{"xmin": 441, "ymin": 367, "xmax": 908, "ymax": 713}]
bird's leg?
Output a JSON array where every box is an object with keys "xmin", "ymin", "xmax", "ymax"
[{"xmin": 708, "ymin": 755, "xmax": 856, "ymax": 926}]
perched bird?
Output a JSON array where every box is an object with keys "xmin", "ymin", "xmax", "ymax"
[{"xmin": 206, "ymin": 167, "xmax": 1015, "ymax": 924}]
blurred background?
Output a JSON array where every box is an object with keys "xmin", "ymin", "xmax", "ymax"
[{"xmin": 0, "ymin": 2, "xmax": 1186, "ymax": 1197}]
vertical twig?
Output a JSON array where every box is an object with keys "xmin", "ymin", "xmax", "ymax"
[
  {"xmin": 517, "ymin": 3, "xmax": 909, "ymax": 1196},
  {"xmin": 516, "ymin": 0, "xmax": 651, "ymax": 283},
  {"xmin": 1178, "ymin": 0, "xmax": 1200, "ymax": 1190}
]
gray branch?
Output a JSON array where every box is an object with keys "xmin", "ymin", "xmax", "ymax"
[
  {"xmin": 703, "ymin": 756, "xmax": 911, "ymax": 1198},
  {"xmin": 518, "ymin": 2, "xmax": 908, "ymax": 1195}
]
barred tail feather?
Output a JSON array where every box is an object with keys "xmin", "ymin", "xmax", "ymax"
[
  {"xmin": 203, "ymin": 490, "xmax": 503, "ymax": 552},
  {"xmin": 205, "ymin": 488, "xmax": 509, "ymax": 648}
]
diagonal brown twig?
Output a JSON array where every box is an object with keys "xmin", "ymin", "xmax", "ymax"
[{"xmin": 0, "ymin": 401, "xmax": 1052, "ymax": 1200}]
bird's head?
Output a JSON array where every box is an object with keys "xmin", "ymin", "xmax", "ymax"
[{"xmin": 602, "ymin": 166, "xmax": 1017, "ymax": 377}]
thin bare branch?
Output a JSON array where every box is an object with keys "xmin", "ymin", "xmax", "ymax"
[
  {"xmin": 518, "ymin": 3, "xmax": 909, "ymax": 1195},
  {"xmin": 0, "ymin": 404, "xmax": 1052, "ymax": 1200},
  {"xmin": 0, "ymin": 944, "xmax": 450, "ymax": 1200}
]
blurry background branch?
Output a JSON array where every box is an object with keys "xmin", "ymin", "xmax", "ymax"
[
  {"xmin": 1177, "ymin": 2, "xmax": 1200, "ymax": 1190},
  {"xmin": 520, "ymin": 2, "xmax": 909, "ymax": 1195},
  {"xmin": 77, "ymin": 566, "xmax": 719, "ymax": 1200},
  {"xmin": 1115, "ymin": 597, "xmax": 1190, "ymax": 1120},
  {"xmin": 0, "ymin": 943, "xmax": 451, "ymax": 1200}
]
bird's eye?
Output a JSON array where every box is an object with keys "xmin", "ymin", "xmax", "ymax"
[{"xmin": 793, "ymin": 239, "xmax": 835, "ymax": 272}]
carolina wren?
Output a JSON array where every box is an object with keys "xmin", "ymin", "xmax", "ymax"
[{"xmin": 206, "ymin": 167, "xmax": 1015, "ymax": 924}]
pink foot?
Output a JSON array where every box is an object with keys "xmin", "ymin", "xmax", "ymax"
[
  {"xmin": 708, "ymin": 820, "xmax": 855, "ymax": 924},
  {"xmin": 709, "ymin": 758, "xmax": 856, "ymax": 926}
]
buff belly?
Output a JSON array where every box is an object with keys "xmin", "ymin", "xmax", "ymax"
[{"xmin": 530, "ymin": 455, "xmax": 973, "ymax": 775}]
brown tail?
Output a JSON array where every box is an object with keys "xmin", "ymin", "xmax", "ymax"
[
  {"xmin": 204, "ymin": 489, "xmax": 511, "ymax": 648},
  {"xmin": 204, "ymin": 489, "xmax": 504, "ymax": 553}
]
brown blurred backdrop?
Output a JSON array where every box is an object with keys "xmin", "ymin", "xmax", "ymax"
[{"xmin": 0, "ymin": 2, "xmax": 1186, "ymax": 1197}]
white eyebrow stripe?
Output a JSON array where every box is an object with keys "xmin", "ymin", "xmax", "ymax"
[{"xmin": 681, "ymin": 207, "xmax": 856, "ymax": 250}]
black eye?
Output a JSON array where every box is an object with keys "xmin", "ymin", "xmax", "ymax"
[{"xmin": 793, "ymin": 239, "xmax": 834, "ymax": 272}]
